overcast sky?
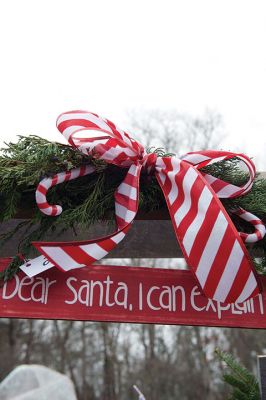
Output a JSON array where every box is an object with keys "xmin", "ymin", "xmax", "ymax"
[{"xmin": 1, "ymin": 0, "xmax": 266, "ymax": 168}]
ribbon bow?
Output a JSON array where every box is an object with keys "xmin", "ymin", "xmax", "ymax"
[{"xmin": 33, "ymin": 110, "xmax": 266, "ymax": 304}]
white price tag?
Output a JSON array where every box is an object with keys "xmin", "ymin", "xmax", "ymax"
[{"xmin": 20, "ymin": 255, "xmax": 55, "ymax": 277}]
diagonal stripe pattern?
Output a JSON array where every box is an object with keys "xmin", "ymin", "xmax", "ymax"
[{"xmin": 33, "ymin": 110, "xmax": 265, "ymax": 304}]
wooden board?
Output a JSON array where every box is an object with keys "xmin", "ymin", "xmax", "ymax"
[
  {"xmin": 1, "ymin": 258, "xmax": 266, "ymax": 328},
  {"xmin": 0, "ymin": 219, "xmax": 263, "ymax": 259},
  {"xmin": 1, "ymin": 173, "xmax": 265, "ymax": 259}
]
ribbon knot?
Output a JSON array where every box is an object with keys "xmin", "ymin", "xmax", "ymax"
[
  {"xmin": 141, "ymin": 152, "xmax": 158, "ymax": 174},
  {"xmin": 33, "ymin": 111, "xmax": 266, "ymax": 304}
]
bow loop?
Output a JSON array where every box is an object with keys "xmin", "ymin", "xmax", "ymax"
[
  {"xmin": 181, "ymin": 150, "xmax": 256, "ymax": 198},
  {"xmin": 57, "ymin": 110, "xmax": 145, "ymax": 167},
  {"xmin": 33, "ymin": 111, "xmax": 266, "ymax": 304}
]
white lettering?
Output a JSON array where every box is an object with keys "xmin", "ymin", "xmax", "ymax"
[
  {"xmin": 231, "ymin": 302, "xmax": 247, "ymax": 315},
  {"xmin": 191, "ymin": 286, "xmax": 206, "ymax": 312},
  {"xmin": 2, "ymin": 275, "xmax": 19, "ymax": 300},
  {"xmin": 90, "ymin": 280, "xmax": 104, "ymax": 307},
  {"xmin": 18, "ymin": 276, "xmax": 34, "ymax": 302},
  {"xmin": 65, "ymin": 277, "xmax": 78, "ymax": 304},
  {"xmin": 206, "ymin": 299, "xmax": 217, "ymax": 313},
  {"xmin": 44, "ymin": 278, "xmax": 56, "ymax": 304},
  {"xmin": 216, "ymin": 302, "xmax": 231, "ymax": 320},
  {"xmin": 31, "ymin": 278, "xmax": 46, "ymax": 303},
  {"xmin": 159, "ymin": 286, "xmax": 172, "ymax": 311},
  {"xmin": 258, "ymin": 294, "xmax": 264, "ymax": 314},
  {"xmin": 104, "ymin": 276, "xmax": 115, "ymax": 307},
  {"xmin": 114, "ymin": 282, "xmax": 128, "ymax": 309},
  {"xmin": 172, "ymin": 285, "xmax": 186, "ymax": 312},
  {"xmin": 78, "ymin": 280, "xmax": 90, "ymax": 306},
  {"xmin": 147, "ymin": 286, "xmax": 160, "ymax": 310},
  {"xmin": 139, "ymin": 283, "xmax": 143, "ymax": 310}
]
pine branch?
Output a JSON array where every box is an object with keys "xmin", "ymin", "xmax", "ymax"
[{"xmin": 215, "ymin": 349, "xmax": 260, "ymax": 400}]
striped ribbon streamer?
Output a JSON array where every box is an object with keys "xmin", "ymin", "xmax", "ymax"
[{"xmin": 33, "ymin": 110, "xmax": 266, "ymax": 304}]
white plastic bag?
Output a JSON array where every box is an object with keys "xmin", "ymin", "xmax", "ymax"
[{"xmin": 0, "ymin": 364, "xmax": 77, "ymax": 400}]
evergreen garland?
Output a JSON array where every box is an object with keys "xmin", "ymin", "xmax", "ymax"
[
  {"xmin": 216, "ymin": 349, "xmax": 260, "ymax": 400},
  {"xmin": 0, "ymin": 135, "xmax": 266, "ymax": 280}
]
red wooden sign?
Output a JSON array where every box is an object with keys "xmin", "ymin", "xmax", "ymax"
[{"xmin": 0, "ymin": 258, "xmax": 266, "ymax": 328}]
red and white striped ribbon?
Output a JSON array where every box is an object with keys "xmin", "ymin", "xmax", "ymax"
[
  {"xmin": 181, "ymin": 150, "xmax": 255, "ymax": 198},
  {"xmin": 32, "ymin": 110, "xmax": 265, "ymax": 304}
]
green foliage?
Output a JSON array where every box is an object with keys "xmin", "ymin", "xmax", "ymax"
[
  {"xmin": 0, "ymin": 135, "xmax": 266, "ymax": 279},
  {"xmin": 215, "ymin": 349, "xmax": 260, "ymax": 400},
  {"xmin": 0, "ymin": 255, "xmax": 24, "ymax": 282}
]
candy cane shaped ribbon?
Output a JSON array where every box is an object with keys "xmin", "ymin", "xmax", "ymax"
[{"xmin": 32, "ymin": 110, "xmax": 266, "ymax": 303}]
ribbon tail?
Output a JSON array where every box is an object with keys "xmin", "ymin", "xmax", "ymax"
[
  {"xmin": 32, "ymin": 163, "xmax": 142, "ymax": 273},
  {"xmin": 155, "ymin": 157, "xmax": 261, "ymax": 304}
]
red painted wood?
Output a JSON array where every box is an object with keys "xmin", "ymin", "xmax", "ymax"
[{"xmin": 0, "ymin": 258, "xmax": 266, "ymax": 328}]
